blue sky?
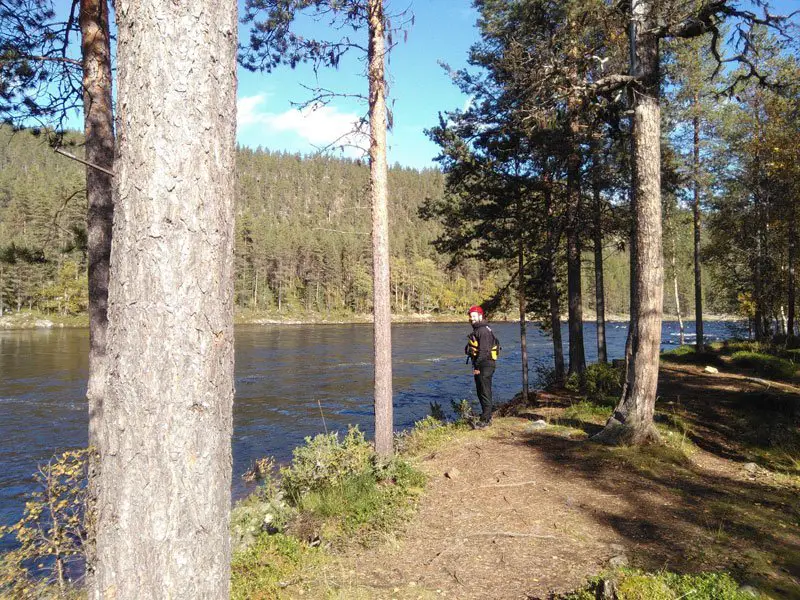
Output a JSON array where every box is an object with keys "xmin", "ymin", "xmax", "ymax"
[
  {"xmin": 49, "ymin": 0, "xmax": 797, "ymax": 170},
  {"xmin": 236, "ymin": 1, "xmax": 480, "ymax": 170}
]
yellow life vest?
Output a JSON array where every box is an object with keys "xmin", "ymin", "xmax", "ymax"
[{"xmin": 466, "ymin": 333, "xmax": 500, "ymax": 360}]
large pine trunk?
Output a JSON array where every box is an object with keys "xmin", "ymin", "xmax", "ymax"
[
  {"xmin": 595, "ymin": 0, "xmax": 662, "ymax": 445},
  {"xmin": 692, "ymin": 108, "xmax": 704, "ymax": 352},
  {"xmin": 93, "ymin": 0, "xmax": 238, "ymax": 596},
  {"xmin": 368, "ymin": 0, "xmax": 393, "ymax": 457},
  {"xmin": 80, "ymin": 0, "xmax": 114, "ymax": 581}
]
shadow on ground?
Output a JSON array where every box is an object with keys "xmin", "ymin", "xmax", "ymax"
[{"xmin": 508, "ymin": 363, "xmax": 800, "ymax": 598}]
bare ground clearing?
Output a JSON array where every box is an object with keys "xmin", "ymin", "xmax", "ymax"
[{"xmin": 299, "ymin": 362, "xmax": 800, "ymax": 599}]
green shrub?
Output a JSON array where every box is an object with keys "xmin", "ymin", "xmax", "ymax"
[
  {"xmin": 730, "ymin": 351, "xmax": 797, "ymax": 380},
  {"xmin": 280, "ymin": 426, "xmax": 374, "ymax": 500},
  {"xmin": 560, "ymin": 569, "xmax": 757, "ymax": 600},
  {"xmin": 230, "ymin": 459, "xmax": 295, "ymax": 551},
  {"xmin": 565, "ymin": 362, "xmax": 623, "ymax": 406}
]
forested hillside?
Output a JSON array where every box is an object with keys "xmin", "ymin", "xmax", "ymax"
[{"xmin": 0, "ymin": 126, "xmax": 707, "ymax": 320}]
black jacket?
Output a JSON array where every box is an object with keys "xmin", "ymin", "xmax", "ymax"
[{"xmin": 467, "ymin": 321, "xmax": 497, "ymax": 369}]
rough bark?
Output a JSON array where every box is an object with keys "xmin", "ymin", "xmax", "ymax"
[
  {"xmin": 595, "ymin": 0, "xmax": 662, "ymax": 445},
  {"xmin": 79, "ymin": 0, "xmax": 114, "ymax": 582},
  {"xmin": 566, "ymin": 115, "xmax": 586, "ymax": 376},
  {"xmin": 788, "ymin": 204, "xmax": 796, "ymax": 338},
  {"xmin": 368, "ymin": 0, "xmax": 393, "ymax": 457},
  {"xmin": 592, "ymin": 173, "xmax": 607, "ymax": 364},
  {"xmin": 93, "ymin": 0, "xmax": 237, "ymax": 596},
  {"xmin": 692, "ymin": 108, "xmax": 704, "ymax": 352},
  {"xmin": 545, "ymin": 184, "xmax": 565, "ymax": 384},
  {"xmin": 518, "ymin": 228, "xmax": 529, "ymax": 403}
]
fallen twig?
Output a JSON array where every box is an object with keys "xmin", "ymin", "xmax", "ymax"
[
  {"xmin": 477, "ymin": 480, "xmax": 537, "ymax": 489},
  {"xmin": 467, "ymin": 531, "xmax": 557, "ymax": 539}
]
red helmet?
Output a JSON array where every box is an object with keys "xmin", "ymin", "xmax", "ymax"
[{"xmin": 467, "ymin": 305, "xmax": 484, "ymax": 316}]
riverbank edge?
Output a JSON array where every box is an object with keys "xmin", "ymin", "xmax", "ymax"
[{"xmin": 0, "ymin": 309, "xmax": 742, "ymax": 330}]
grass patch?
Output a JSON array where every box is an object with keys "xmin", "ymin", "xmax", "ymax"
[
  {"xmin": 231, "ymin": 533, "xmax": 322, "ymax": 600},
  {"xmin": 560, "ymin": 569, "xmax": 759, "ymax": 599},
  {"xmin": 394, "ymin": 415, "xmax": 468, "ymax": 457},
  {"xmin": 562, "ymin": 400, "xmax": 613, "ymax": 422},
  {"xmin": 729, "ymin": 351, "xmax": 797, "ymax": 380},
  {"xmin": 661, "ymin": 345, "xmax": 720, "ymax": 366}
]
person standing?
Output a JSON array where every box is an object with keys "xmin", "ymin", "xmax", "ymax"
[{"xmin": 465, "ymin": 305, "xmax": 498, "ymax": 428}]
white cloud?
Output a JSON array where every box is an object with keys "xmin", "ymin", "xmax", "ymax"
[{"xmin": 237, "ymin": 94, "xmax": 367, "ymax": 154}]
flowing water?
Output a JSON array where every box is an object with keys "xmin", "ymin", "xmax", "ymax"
[{"xmin": 0, "ymin": 319, "xmax": 744, "ymax": 549}]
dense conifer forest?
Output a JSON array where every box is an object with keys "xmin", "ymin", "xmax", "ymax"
[{"xmin": 0, "ymin": 126, "xmax": 712, "ymax": 320}]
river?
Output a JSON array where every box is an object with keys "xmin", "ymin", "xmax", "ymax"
[{"xmin": 0, "ymin": 319, "xmax": 743, "ymax": 546}]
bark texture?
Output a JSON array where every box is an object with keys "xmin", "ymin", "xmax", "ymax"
[
  {"xmin": 595, "ymin": 0, "xmax": 662, "ymax": 445},
  {"xmin": 518, "ymin": 232, "xmax": 529, "ymax": 403},
  {"xmin": 566, "ymin": 118, "xmax": 586, "ymax": 376},
  {"xmin": 692, "ymin": 109, "xmax": 704, "ymax": 352},
  {"xmin": 592, "ymin": 176, "xmax": 607, "ymax": 364},
  {"xmin": 94, "ymin": 0, "xmax": 237, "ymax": 596},
  {"xmin": 545, "ymin": 183, "xmax": 565, "ymax": 384},
  {"xmin": 80, "ymin": 0, "xmax": 114, "ymax": 580},
  {"xmin": 368, "ymin": 0, "xmax": 393, "ymax": 457}
]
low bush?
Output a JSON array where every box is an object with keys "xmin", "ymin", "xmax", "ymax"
[
  {"xmin": 661, "ymin": 345, "xmax": 719, "ymax": 366},
  {"xmin": 730, "ymin": 351, "xmax": 796, "ymax": 380},
  {"xmin": 565, "ymin": 362, "xmax": 623, "ymax": 406},
  {"xmin": 560, "ymin": 569, "xmax": 756, "ymax": 600},
  {"xmin": 279, "ymin": 426, "xmax": 374, "ymax": 500}
]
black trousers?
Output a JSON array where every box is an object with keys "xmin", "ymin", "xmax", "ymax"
[{"xmin": 474, "ymin": 363, "xmax": 495, "ymax": 422}]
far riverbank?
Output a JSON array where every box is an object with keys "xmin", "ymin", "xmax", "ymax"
[{"xmin": 0, "ymin": 308, "xmax": 741, "ymax": 331}]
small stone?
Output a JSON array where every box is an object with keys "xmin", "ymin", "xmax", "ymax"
[
  {"xmin": 598, "ymin": 579, "xmax": 618, "ymax": 600},
  {"xmin": 444, "ymin": 468, "xmax": 460, "ymax": 480},
  {"xmin": 704, "ymin": 365, "xmax": 719, "ymax": 374},
  {"xmin": 743, "ymin": 462, "xmax": 759, "ymax": 474},
  {"xmin": 739, "ymin": 585, "xmax": 759, "ymax": 597},
  {"xmin": 609, "ymin": 554, "xmax": 628, "ymax": 568},
  {"xmin": 527, "ymin": 419, "xmax": 548, "ymax": 432}
]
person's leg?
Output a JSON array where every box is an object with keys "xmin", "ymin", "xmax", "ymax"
[{"xmin": 477, "ymin": 364, "xmax": 495, "ymax": 423}]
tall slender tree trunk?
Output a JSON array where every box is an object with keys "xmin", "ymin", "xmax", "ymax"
[
  {"xmin": 80, "ymin": 0, "xmax": 114, "ymax": 583},
  {"xmin": 94, "ymin": 0, "xmax": 237, "ymax": 596},
  {"xmin": 517, "ymin": 207, "xmax": 529, "ymax": 403},
  {"xmin": 566, "ymin": 118, "xmax": 586, "ymax": 376},
  {"xmin": 596, "ymin": 0, "xmax": 662, "ymax": 445},
  {"xmin": 545, "ymin": 184, "xmax": 565, "ymax": 384},
  {"xmin": 671, "ymin": 235, "xmax": 684, "ymax": 345},
  {"xmin": 788, "ymin": 203, "xmax": 796, "ymax": 339},
  {"xmin": 692, "ymin": 105, "xmax": 704, "ymax": 352},
  {"xmin": 592, "ymin": 171, "xmax": 607, "ymax": 363},
  {"xmin": 368, "ymin": 0, "xmax": 393, "ymax": 457}
]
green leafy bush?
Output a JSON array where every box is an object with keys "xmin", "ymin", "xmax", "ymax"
[
  {"xmin": 561, "ymin": 569, "xmax": 757, "ymax": 600},
  {"xmin": 279, "ymin": 426, "xmax": 374, "ymax": 500},
  {"xmin": 730, "ymin": 351, "xmax": 797, "ymax": 380},
  {"xmin": 565, "ymin": 362, "xmax": 623, "ymax": 406}
]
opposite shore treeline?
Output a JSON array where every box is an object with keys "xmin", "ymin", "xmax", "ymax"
[{"xmin": 1, "ymin": 126, "xmax": 717, "ymax": 321}]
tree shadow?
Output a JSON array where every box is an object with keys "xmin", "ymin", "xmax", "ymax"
[{"xmin": 509, "ymin": 364, "xmax": 800, "ymax": 597}]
